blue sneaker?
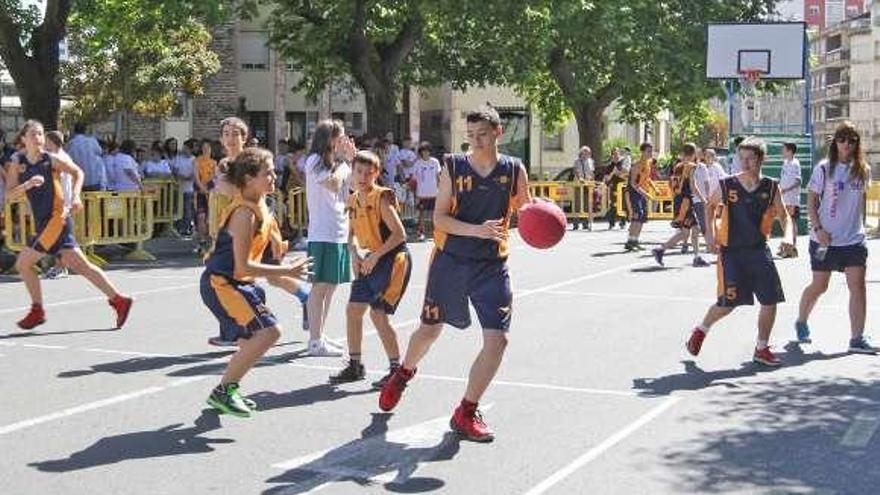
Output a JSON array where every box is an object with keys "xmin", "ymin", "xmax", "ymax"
[
  {"xmin": 849, "ymin": 335, "xmax": 878, "ymax": 355},
  {"xmin": 652, "ymin": 247, "xmax": 665, "ymax": 267},
  {"xmin": 301, "ymin": 300, "xmax": 309, "ymax": 331},
  {"xmin": 795, "ymin": 321, "xmax": 811, "ymax": 343}
]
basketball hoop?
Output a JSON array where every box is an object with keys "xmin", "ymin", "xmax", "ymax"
[{"xmin": 738, "ymin": 70, "xmax": 764, "ymax": 132}]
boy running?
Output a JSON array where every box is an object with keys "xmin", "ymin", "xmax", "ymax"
[
  {"xmin": 5, "ymin": 120, "xmax": 133, "ymax": 330},
  {"xmin": 685, "ymin": 137, "xmax": 791, "ymax": 366},
  {"xmin": 652, "ymin": 143, "xmax": 707, "ymax": 266},
  {"xmin": 379, "ymin": 106, "xmax": 533, "ymax": 442},
  {"xmin": 329, "ymin": 151, "xmax": 411, "ymax": 387}
]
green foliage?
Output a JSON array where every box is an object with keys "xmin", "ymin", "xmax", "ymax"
[
  {"xmin": 60, "ymin": 0, "xmax": 226, "ymax": 124},
  {"xmin": 601, "ymin": 137, "xmax": 631, "ymax": 162}
]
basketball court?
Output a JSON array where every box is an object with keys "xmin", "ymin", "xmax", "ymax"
[{"xmin": 1, "ymin": 222, "xmax": 879, "ymax": 494}]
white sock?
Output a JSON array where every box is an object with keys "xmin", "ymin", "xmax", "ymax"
[{"xmin": 756, "ymin": 339, "xmax": 768, "ymax": 350}]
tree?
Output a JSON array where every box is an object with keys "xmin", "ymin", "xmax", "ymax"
[
  {"xmin": 0, "ymin": 0, "xmax": 227, "ymax": 130},
  {"xmin": 479, "ymin": 0, "xmax": 780, "ymax": 159},
  {"xmin": 265, "ymin": 0, "xmax": 429, "ymax": 136}
]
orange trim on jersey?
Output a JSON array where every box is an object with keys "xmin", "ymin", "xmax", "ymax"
[
  {"xmin": 210, "ymin": 274, "xmax": 257, "ymax": 326},
  {"xmin": 716, "ymin": 252, "xmax": 726, "ymax": 299},
  {"xmin": 760, "ymin": 183, "xmax": 777, "ymax": 237},
  {"xmin": 36, "ymin": 172, "xmax": 68, "ymax": 250},
  {"xmin": 348, "ymin": 187, "xmax": 395, "ymax": 252},
  {"xmin": 381, "ymin": 251, "xmax": 410, "ymax": 307},
  {"xmin": 675, "ymin": 196, "xmax": 692, "ymax": 225},
  {"xmin": 214, "ymin": 196, "xmax": 272, "ymax": 281}
]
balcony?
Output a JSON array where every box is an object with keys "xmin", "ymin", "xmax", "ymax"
[
  {"xmin": 811, "ymin": 82, "xmax": 851, "ymax": 102},
  {"xmin": 817, "ymin": 49, "xmax": 851, "ymax": 68}
]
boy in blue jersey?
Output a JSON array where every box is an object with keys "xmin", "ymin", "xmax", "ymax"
[
  {"xmin": 5, "ymin": 120, "xmax": 133, "ymax": 330},
  {"xmin": 685, "ymin": 138, "xmax": 791, "ymax": 366},
  {"xmin": 379, "ymin": 106, "xmax": 533, "ymax": 442}
]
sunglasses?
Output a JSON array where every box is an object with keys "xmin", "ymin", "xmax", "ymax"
[{"xmin": 835, "ymin": 136, "xmax": 859, "ymax": 144}]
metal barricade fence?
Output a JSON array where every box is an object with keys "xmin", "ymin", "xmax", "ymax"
[
  {"xmin": 528, "ymin": 180, "xmax": 608, "ymax": 225},
  {"xmin": 142, "ymin": 179, "xmax": 183, "ymax": 228},
  {"xmin": 615, "ymin": 180, "xmax": 674, "ymax": 220}
]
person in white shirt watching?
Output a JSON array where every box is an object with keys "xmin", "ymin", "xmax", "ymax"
[{"xmin": 778, "ymin": 142, "xmax": 802, "ymax": 258}]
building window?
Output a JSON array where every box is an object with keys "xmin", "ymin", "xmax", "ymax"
[
  {"xmin": 247, "ymin": 112, "xmax": 270, "ymax": 144},
  {"xmin": 239, "ymin": 31, "xmax": 269, "ymax": 71},
  {"xmin": 542, "ymin": 129, "xmax": 563, "ymax": 151},
  {"xmin": 809, "ymin": 5, "xmax": 820, "ymax": 16}
]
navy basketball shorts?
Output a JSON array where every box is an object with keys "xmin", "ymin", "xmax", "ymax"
[
  {"xmin": 31, "ymin": 215, "xmax": 77, "ymax": 255},
  {"xmin": 420, "ymin": 249, "xmax": 512, "ymax": 331},
  {"xmin": 809, "ymin": 241, "xmax": 868, "ymax": 272},
  {"xmin": 716, "ymin": 245, "xmax": 785, "ymax": 307},
  {"xmin": 628, "ymin": 188, "xmax": 648, "ymax": 223},
  {"xmin": 349, "ymin": 247, "xmax": 412, "ymax": 314},
  {"xmin": 200, "ymin": 271, "xmax": 277, "ymax": 341}
]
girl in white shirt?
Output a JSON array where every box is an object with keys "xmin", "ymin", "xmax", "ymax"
[
  {"xmin": 304, "ymin": 120, "xmax": 357, "ymax": 357},
  {"xmin": 795, "ymin": 122, "xmax": 875, "ymax": 353}
]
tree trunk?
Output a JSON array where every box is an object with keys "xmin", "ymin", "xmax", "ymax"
[
  {"xmin": 18, "ymin": 77, "xmax": 60, "ymax": 130},
  {"xmin": 364, "ymin": 85, "xmax": 396, "ymax": 137},
  {"xmin": 575, "ymin": 103, "xmax": 605, "ymax": 162}
]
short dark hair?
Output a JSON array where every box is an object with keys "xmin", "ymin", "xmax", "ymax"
[
  {"xmin": 120, "ymin": 139, "xmax": 137, "ymax": 156},
  {"xmin": 682, "ymin": 142, "xmax": 697, "ymax": 157},
  {"xmin": 352, "ymin": 150, "xmax": 381, "ymax": 171},
  {"xmin": 73, "ymin": 122, "xmax": 87, "ymax": 134},
  {"xmin": 639, "ymin": 142, "xmax": 653, "ymax": 152},
  {"xmin": 738, "ymin": 137, "xmax": 767, "ymax": 161},
  {"xmin": 227, "ymin": 147, "xmax": 273, "ymax": 188},
  {"xmin": 466, "ymin": 106, "xmax": 501, "ymax": 128},
  {"xmin": 418, "ymin": 141, "xmax": 432, "ymax": 153},
  {"xmin": 46, "ymin": 130, "xmax": 64, "ymax": 148},
  {"xmin": 733, "ymin": 136, "xmax": 745, "ymax": 146},
  {"xmin": 783, "ymin": 142, "xmax": 797, "ymax": 154}
]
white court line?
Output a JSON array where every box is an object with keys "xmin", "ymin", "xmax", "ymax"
[
  {"xmin": 0, "ymin": 283, "xmax": 198, "ymax": 315},
  {"xmin": 840, "ymin": 413, "xmax": 880, "ymax": 448},
  {"xmin": 20, "ymin": 343, "xmax": 68, "ymax": 350},
  {"xmin": 543, "ymin": 290, "xmax": 880, "ymax": 311},
  {"xmin": 367, "ymin": 260, "xmax": 650, "ymax": 337},
  {"xmin": 523, "ymin": 396, "xmax": 681, "ymax": 495},
  {"xmin": 0, "ymin": 375, "xmax": 211, "ymax": 436}
]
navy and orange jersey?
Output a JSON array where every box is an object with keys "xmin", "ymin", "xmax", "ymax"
[
  {"xmin": 434, "ymin": 153, "xmax": 520, "ymax": 260},
  {"xmin": 630, "ymin": 158, "xmax": 654, "ymax": 194},
  {"xmin": 671, "ymin": 161, "xmax": 696, "ymax": 197},
  {"xmin": 716, "ymin": 176, "xmax": 778, "ymax": 249},
  {"xmin": 346, "ymin": 186, "xmax": 401, "ymax": 253},
  {"xmin": 204, "ymin": 197, "xmax": 272, "ymax": 282},
  {"xmin": 18, "ymin": 152, "xmax": 64, "ymax": 226}
]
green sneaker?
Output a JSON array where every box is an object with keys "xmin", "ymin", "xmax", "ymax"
[{"xmin": 206, "ymin": 383, "xmax": 251, "ymax": 417}]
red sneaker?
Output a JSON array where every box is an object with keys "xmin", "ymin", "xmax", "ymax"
[
  {"xmin": 17, "ymin": 305, "xmax": 45, "ymax": 330},
  {"xmin": 450, "ymin": 402, "xmax": 495, "ymax": 443},
  {"xmin": 378, "ymin": 367, "xmax": 415, "ymax": 412},
  {"xmin": 686, "ymin": 327, "xmax": 706, "ymax": 356},
  {"xmin": 753, "ymin": 347, "xmax": 781, "ymax": 367},
  {"xmin": 109, "ymin": 296, "xmax": 133, "ymax": 329}
]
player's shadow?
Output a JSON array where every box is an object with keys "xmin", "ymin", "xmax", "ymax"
[
  {"xmin": 0, "ymin": 327, "xmax": 118, "ymax": 339},
  {"xmin": 632, "ymin": 343, "xmax": 849, "ymax": 397},
  {"xmin": 249, "ymin": 383, "xmax": 376, "ymax": 411},
  {"xmin": 29, "ymin": 409, "xmax": 232, "ymax": 472},
  {"xmin": 656, "ymin": 373, "xmax": 880, "ymax": 494},
  {"xmin": 167, "ymin": 349, "xmax": 310, "ymax": 377},
  {"xmin": 630, "ymin": 265, "xmax": 682, "ymax": 273},
  {"xmin": 57, "ymin": 350, "xmax": 237, "ymax": 378},
  {"xmin": 591, "ymin": 250, "xmax": 634, "ymax": 258},
  {"xmin": 264, "ymin": 412, "xmax": 461, "ymax": 494}
]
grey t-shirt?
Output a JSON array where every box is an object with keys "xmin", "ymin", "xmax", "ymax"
[{"xmin": 808, "ymin": 159, "xmax": 871, "ymax": 246}]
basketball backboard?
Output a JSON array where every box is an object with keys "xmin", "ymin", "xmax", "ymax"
[{"xmin": 706, "ymin": 22, "xmax": 807, "ymax": 80}]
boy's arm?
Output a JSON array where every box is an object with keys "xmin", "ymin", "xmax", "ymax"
[
  {"xmin": 361, "ymin": 192, "xmax": 407, "ymax": 274},
  {"xmin": 229, "ymin": 208, "xmax": 308, "ymax": 279},
  {"xmin": 773, "ymin": 183, "xmax": 793, "ymax": 243},
  {"xmin": 704, "ymin": 187, "xmax": 721, "ymax": 252},
  {"xmin": 511, "ymin": 163, "xmax": 533, "ymax": 210}
]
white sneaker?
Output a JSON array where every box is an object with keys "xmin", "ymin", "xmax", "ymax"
[{"xmin": 308, "ymin": 339, "xmax": 343, "ymax": 357}]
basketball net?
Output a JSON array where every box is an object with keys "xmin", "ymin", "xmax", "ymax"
[{"xmin": 738, "ymin": 70, "xmax": 762, "ymax": 132}]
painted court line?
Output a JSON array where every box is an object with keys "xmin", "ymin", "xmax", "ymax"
[
  {"xmin": 20, "ymin": 343, "xmax": 68, "ymax": 350},
  {"xmin": 0, "ymin": 283, "xmax": 198, "ymax": 315},
  {"xmin": 523, "ymin": 396, "xmax": 681, "ymax": 495},
  {"xmin": 0, "ymin": 375, "xmax": 211, "ymax": 436},
  {"xmin": 840, "ymin": 413, "xmax": 880, "ymax": 448}
]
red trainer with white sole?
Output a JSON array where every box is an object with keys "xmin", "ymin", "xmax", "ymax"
[
  {"xmin": 378, "ymin": 367, "xmax": 415, "ymax": 412},
  {"xmin": 450, "ymin": 401, "xmax": 495, "ymax": 443},
  {"xmin": 686, "ymin": 327, "xmax": 706, "ymax": 356},
  {"xmin": 17, "ymin": 304, "xmax": 46, "ymax": 330}
]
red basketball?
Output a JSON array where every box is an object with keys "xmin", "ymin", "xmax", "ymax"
[{"xmin": 517, "ymin": 201, "xmax": 566, "ymax": 249}]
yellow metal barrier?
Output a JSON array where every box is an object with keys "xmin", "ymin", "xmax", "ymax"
[
  {"xmin": 615, "ymin": 180, "xmax": 675, "ymax": 220},
  {"xmin": 142, "ymin": 178, "xmax": 183, "ymax": 229},
  {"xmin": 866, "ymin": 183, "xmax": 880, "ymax": 233},
  {"xmin": 85, "ymin": 192, "xmax": 156, "ymax": 261},
  {"xmin": 528, "ymin": 180, "xmax": 608, "ymax": 226},
  {"xmin": 286, "ymin": 187, "xmax": 308, "ymax": 231},
  {"xmin": 3, "ymin": 191, "xmax": 155, "ymax": 264}
]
